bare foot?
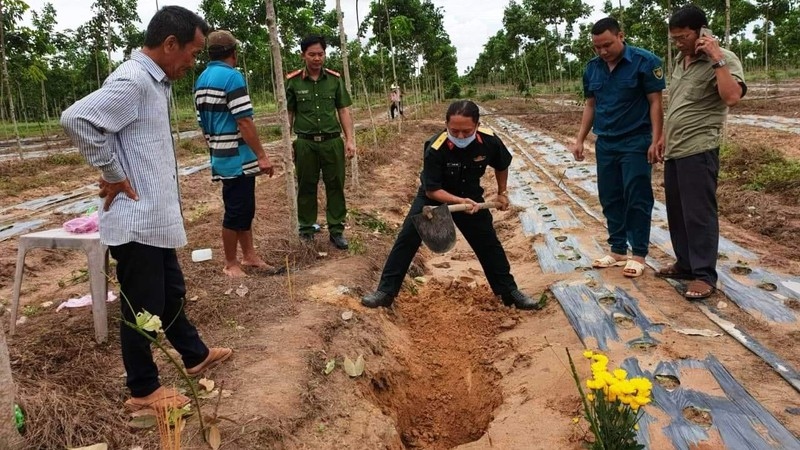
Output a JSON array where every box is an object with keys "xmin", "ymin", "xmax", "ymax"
[
  {"xmin": 223, "ymin": 264, "xmax": 248, "ymax": 278},
  {"xmin": 241, "ymin": 256, "xmax": 268, "ymax": 268}
]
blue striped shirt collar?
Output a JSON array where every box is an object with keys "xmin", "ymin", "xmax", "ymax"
[{"xmin": 131, "ymin": 50, "xmax": 169, "ymax": 83}]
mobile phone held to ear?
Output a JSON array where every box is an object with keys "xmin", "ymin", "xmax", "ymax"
[{"xmin": 697, "ymin": 27, "xmax": 713, "ymax": 54}]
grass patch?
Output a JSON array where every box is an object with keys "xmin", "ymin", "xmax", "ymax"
[
  {"xmin": 22, "ymin": 304, "xmax": 42, "ymax": 317},
  {"xmin": 349, "ymin": 209, "xmax": 394, "ymax": 235},
  {"xmin": 178, "ymin": 138, "xmax": 208, "ymax": 157},
  {"xmin": 354, "ymin": 124, "xmax": 396, "ymax": 168},
  {"xmin": 721, "ymin": 143, "xmax": 800, "ymax": 200},
  {"xmin": 258, "ymin": 124, "xmax": 282, "ymax": 142},
  {"xmin": 347, "ymin": 235, "xmax": 366, "ymax": 255}
]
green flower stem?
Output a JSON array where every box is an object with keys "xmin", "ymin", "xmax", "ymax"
[
  {"xmin": 122, "ymin": 320, "xmax": 207, "ymax": 436},
  {"xmin": 566, "ymin": 348, "xmax": 606, "ymax": 450}
]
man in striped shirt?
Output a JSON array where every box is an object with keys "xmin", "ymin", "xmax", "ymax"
[
  {"xmin": 61, "ymin": 6, "xmax": 231, "ymax": 411},
  {"xmin": 194, "ymin": 30, "xmax": 276, "ymax": 278}
]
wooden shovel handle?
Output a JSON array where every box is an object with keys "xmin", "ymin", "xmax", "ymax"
[{"xmin": 447, "ymin": 201, "xmax": 500, "ymax": 213}]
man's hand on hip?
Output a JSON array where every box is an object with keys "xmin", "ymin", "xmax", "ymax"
[{"xmin": 99, "ymin": 177, "xmax": 139, "ymax": 211}]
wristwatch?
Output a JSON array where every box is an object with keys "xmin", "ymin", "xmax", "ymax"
[{"xmin": 711, "ymin": 59, "xmax": 727, "ymax": 69}]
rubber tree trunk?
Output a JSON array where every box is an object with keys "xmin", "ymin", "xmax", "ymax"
[
  {"xmin": 725, "ymin": 0, "xmax": 731, "ymax": 46},
  {"xmin": 383, "ymin": 0, "xmax": 398, "ymax": 87},
  {"xmin": 336, "ymin": 0, "xmax": 359, "ymax": 187},
  {"xmin": 0, "ymin": 322, "xmax": 22, "ymax": 449},
  {"xmin": 265, "ymin": 0, "xmax": 299, "ymax": 235},
  {"xmin": 0, "ymin": 0, "xmax": 22, "ymax": 159},
  {"xmin": 666, "ymin": 0, "xmax": 673, "ymax": 80},
  {"xmin": 336, "ymin": 0, "xmax": 352, "ymax": 94},
  {"xmin": 106, "ymin": 10, "xmax": 112, "ymax": 76}
]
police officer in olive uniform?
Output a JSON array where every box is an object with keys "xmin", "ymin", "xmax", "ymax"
[
  {"xmin": 286, "ymin": 35, "xmax": 356, "ymax": 249},
  {"xmin": 362, "ymin": 100, "xmax": 540, "ymax": 310}
]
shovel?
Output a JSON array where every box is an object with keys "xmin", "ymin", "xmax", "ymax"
[{"xmin": 411, "ymin": 202, "xmax": 499, "ymax": 254}]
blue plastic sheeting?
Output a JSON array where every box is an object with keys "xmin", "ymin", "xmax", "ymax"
[
  {"xmin": 0, "ymin": 220, "xmax": 46, "ymax": 242},
  {"xmin": 13, "ymin": 186, "xmax": 96, "ymax": 211},
  {"xmin": 729, "ymin": 114, "xmax": 800, "ymax": 134},
  {"xmin": 552, "ymin": 282, "xmax": 620, "ymax": 350},
  {"xmin": 565, "ymin": 166, "xmax": 597, "ymax": 180},
  {"xmin": 624, "ymin": 356, "xmax": 800, "ymax": 450},
  {"xmin": 577, "ymin": 180, "xmax": 599, "ymax": 195},
  {"xmin": 696, "ymin": 304, "xmax": 800, "ymax": 393},
  {"xmin": 611, "ymin": 287, "xmax": 664, "ymax": 336},
  {"xmin": 535, "ymin": 234, "xmax": 595, "ymax": 274},
  {"xmin": 53, "ymin": 198, "xmax": 99, "ymax": 215},
  {"xmin": 178, "ymin": 162, "xmax": 211, "ymax": 176},
  {"xmin": 552, "ymin": 276, "xmax": 664, "ymax": 350},
  {"xmin": 718, "ymin": 267, "xmax": 798, "ymax": 323}
]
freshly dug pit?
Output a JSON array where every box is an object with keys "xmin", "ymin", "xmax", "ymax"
[{"xmin": 368, "ymin": 284, "xmax": 513, "ymax": 449}]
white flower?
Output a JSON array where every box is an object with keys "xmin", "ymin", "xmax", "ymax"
[{"xmin": 135, "ymin": 310, "xmax": 163, "ymax": 333}]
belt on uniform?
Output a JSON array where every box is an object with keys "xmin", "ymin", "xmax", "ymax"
[{"xmin": 296, "ymin": 133, "xmax": 340, "ymax": 142}]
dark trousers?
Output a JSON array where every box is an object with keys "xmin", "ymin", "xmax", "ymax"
[
  {"xmin": 390, "ymin": 102, "xmax": 403, "ymax": 119},
  {"xmin": 664, "ymin": 149, "xmax": 720, "ymax": 285},
  {"xmin": 110, "ymin": 242, "xmax": 209, "ymax": 398},
  {"xmin": 377, "ymin": 195, "xmax": 517, "ymax": 296},
  {"xmin": 294, "ymin": 137, "xmax": 346, "ymax": 235},
  {"xmin": 595, "ymin": 134, "xmax": 654, "ymax": 257}
]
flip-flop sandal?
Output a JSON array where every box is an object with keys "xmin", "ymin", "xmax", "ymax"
[
  {"xmin": 685, "ymin": 280, "xmax": 716, "ymax": 300},
  {"xmin": 623, "ymin": 260, "xmax": 646, "ymax": 278},
  {"xmin": 592, "ymin": 255, "xmax": 627, "ymax": 268},
  {"xmin": 125, "ymin": 387, "xmax": 190, "ymax": 411},
  {"xmin": 186, "ymin": 347, "xmax": 233, "ymax": 377},
  {"xmin": 655, "ymin": 264, "xmax": 694, "ymax": 280}
]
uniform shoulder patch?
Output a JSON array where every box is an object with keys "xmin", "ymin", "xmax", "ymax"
[
  {"xmin": 478, "ymin": 126, "xmax": 494, "ymax": 136},
  {"xmin": 653, "ymin": 67, "xmax": 664, "ymax": 80},
  {"xmin": 286, "ymin": 69, "xmax": 303, "ymax": 80},
  {"xmin": 430, "ymin": 131, "xmax": 448, "ymax": 150},
  {"xmin": 324, "ymin": 68, "xmax": 341, "ymax": 77}
]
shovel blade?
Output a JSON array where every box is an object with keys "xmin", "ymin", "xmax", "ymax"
[{"xmin": 411, "ymin": 204, "xmax": 457, "ymax": 253}]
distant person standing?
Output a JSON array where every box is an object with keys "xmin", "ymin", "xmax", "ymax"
[
  {"xmin": 61, "ymin": 6, "xmax": 231, "ymax": 410},
  {"xmin": 194, "ymin": 29, "xmax": 278, "ymax": 278},
  {"xmin": 389, "ymin": 84, "xmax": 403, "ymax": 120},
  {"xmin": 571, "ymin": 17, "xmax": 665, "ymax": 278},
  {"xmin": 286, "ymin": 35, "xmax": 356, "ymax": 250},
  {"xmin": 657, "ymin": 5, "xmax": 746, "ymax": 299}
]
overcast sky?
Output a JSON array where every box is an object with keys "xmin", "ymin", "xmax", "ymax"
[{"xmin": 24, "ymin": 0, "xmax": 608, "ymax": 74}]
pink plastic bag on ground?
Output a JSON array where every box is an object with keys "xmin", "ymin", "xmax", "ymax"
[{"xmin": 63, "ymin": 212, "xmax": 99, "ymax": 233}]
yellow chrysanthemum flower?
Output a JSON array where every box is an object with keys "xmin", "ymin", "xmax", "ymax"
[
  {"xmin": 591, "ymin": 354, "xmax": 609, "ymax": 365},
  {"xmin": 634, "ymin": 395, "xmax": 651, "ymax": 406},
  {"xmin": 583, "ymin": 350, "xmax": 594, "ymax": 359},
  {"xmin": 630, "ymin": 377, "xmax": 653, "ymax": 392},
  {"xmin": 587, "ymin": 393, "xmax": 595, "ymax": 401},
  {"xmin": 613, "ymin": 368, "xmax": 628, "ymax": 380}
]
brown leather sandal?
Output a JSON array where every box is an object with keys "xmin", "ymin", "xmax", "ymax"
[
  {"xmin": 685, "ymin": 280, "xmax": 716, "ymax": 300},
  {"xmin": 656, "ymin": 264, "xmax": 695, "ymax": 280},
  {"xmin": 125, "ymin": 386, "xmax": 190, "ymax": 411}
]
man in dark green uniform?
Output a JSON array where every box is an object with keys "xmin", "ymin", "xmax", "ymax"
[
  {"xmin": 361, "ymin": 100, "xmax": 540, "ymax": 310},
  {"xmin": 286, "ymin": 35, "xmax": 355, "ymax": 249}
]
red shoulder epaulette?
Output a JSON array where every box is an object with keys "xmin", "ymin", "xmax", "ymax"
[
  {"xmin": 286, "ymin": 69, "xmax": 303, "ymax": 80},
  {"xmin": 324, "ymin": 68, "xmax": 341, "ymax": 77}
]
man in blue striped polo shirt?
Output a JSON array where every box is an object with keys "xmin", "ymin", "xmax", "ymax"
[
  {"xmin": 62, "ymin": 6, "xmax": 231, "ymax": 411},
  {"xmin": 195, "ymin": 30, "xmax": 276, "ymax": 278},
  {"xmin": 571, "ymin": 17, "xmax": 665, "ymax": 279}
]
